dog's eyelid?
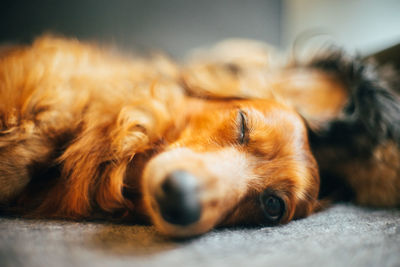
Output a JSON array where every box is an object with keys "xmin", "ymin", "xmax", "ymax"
[{"xmin": 238, "ymin": 110, "xmax": 248, "ymax": 144}]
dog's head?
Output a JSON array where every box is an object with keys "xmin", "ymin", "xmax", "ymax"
[{"xmin": 142, "ymin": 98, "xmax": 319, "ymax": 237}]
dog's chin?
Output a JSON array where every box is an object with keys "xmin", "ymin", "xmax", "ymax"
[{"xmin": 148, "ymin": 213, "xmax": 217, "ymax": 238}]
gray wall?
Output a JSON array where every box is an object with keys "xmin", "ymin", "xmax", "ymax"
[{"xmin": 0, "ymin": 0, "xmax": 281, "ymax": 58}]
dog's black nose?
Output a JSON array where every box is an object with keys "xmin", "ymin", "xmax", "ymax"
[{"xmin": 155, "ymin": 170, "xmax": 201, "ymax": 226}]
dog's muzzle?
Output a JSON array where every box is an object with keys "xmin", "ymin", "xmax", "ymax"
[{"xmin": 155, "ymin": 170, "xmax": 202, "ymax": 226}]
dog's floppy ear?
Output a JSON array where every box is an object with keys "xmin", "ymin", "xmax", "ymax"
[
  {"xmin": 304, "ymin": 48, "xmax": 400, "ymax": 148},
  {"xmin": 298, "ymin": 48, "xmax": 400, "ymax": 202}
]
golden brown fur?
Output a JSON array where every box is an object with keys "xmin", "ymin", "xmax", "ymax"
[
  {"xmin": 0, "ymin": 37, "xmax": 320, "ymax": 237},
  {"xmin": 0, "ymin": 37, "xmax": 185, "ymax": 218},
  {"xmin": 0, "ymin": 36, "xmax": 398, "ymax": 237}
]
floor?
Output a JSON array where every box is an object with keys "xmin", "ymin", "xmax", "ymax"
[{"xmin": 1, "ymin": 204, "xmax": 399, "ymax": 267}]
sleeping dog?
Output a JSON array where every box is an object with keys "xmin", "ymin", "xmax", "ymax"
[{"xmin": 0, "ymin": 37, "xmax": 398, "ymax": 237}]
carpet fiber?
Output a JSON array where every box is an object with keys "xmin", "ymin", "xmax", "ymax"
[{"xmin": 1, "ymin": 204, "xmax": 400, "ymax": 267}]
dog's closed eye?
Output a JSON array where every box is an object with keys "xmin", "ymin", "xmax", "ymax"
[{"xmin": 238, "ymin": 110, "xmax": 248, "ymax": 144}]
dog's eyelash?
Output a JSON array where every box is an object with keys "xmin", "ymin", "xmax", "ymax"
[{"xmin": 238, "ymin": 110, "xmax": 248, "ymax": 144}]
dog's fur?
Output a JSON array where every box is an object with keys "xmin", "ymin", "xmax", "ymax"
[{"xmin": 0, "ymin": 37, "xmax": 399, "ymax": 237}]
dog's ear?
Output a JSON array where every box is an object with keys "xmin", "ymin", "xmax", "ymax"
[
  {"xmin": 298, "ymin": 48, "xmax": 400, "ymax": 203},
  {"xmin": 304, "ymin": 48, "xmax": 400, "ymax": 148}
]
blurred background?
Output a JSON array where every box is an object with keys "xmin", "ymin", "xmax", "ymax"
[{"xmin": 1, "ymin": 0, "xmax": 399, "ymax": 58}]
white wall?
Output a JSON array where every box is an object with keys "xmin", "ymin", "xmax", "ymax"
[{"xmin": 283, "ymin": 0, "xmax": 400, "ymax": 55}]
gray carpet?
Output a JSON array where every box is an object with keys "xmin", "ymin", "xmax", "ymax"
[{"xmin": 1, "ymin": 204, "xmax": 399, "ymax": 267}]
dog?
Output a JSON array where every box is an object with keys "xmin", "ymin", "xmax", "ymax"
[{"xmin": 0, "ymin": 36, "xmax": 398, "ymax": 237}]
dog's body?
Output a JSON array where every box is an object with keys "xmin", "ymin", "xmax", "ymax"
[{"xmin": 0, "ymin": 37, "xmax": 399, "ymax": 237}]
